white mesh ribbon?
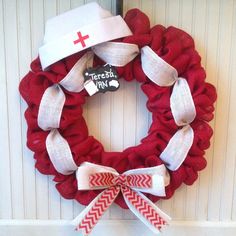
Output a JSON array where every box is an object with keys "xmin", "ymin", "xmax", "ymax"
[
  {"xmin": 141, "ymin": 46, "xmax": 196, "ymax": 170},
  {"xmin": 92, "ymin": 42, "xmax": 139, "ymax": 66},
  {"xmin": 38, "ymin": 51, "xmax": 94, "ymax": 131},
  {"xmin": 59, "ymin": 51, "xmax": 94, "ymax": 92},
  {"xmin": 38, "ymin": 84, "xmax": 66, "ymax": 130},
  {"xmin": 170, "ymin": 78, "xmax": 196, "ymax": 126},
  {"xmin": 141, "ymin": 46, "xmax": 178, "ymax": 86},
  {"xmin": 46, "ymin": 129, "xmax": 77, "ymax": 175},
  {"xmin": 160, "ymin": 125, "xmax": 194, "ymax": 170}
]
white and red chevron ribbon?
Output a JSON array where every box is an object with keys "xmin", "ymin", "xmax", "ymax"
[
  {"xmin": 121, "ymin": 186, "xmax": 167, "ymax": 231},
  {"xmin": 78, "ymin": 186, "xmax": 120, "ymax": 235},
  {"xmin": 89, "ymin": 172, "xmax": 152, "ymax": 188},
  {"xmin": 72, "ymin": 162, "xmax": 171, "ymax": 235}
]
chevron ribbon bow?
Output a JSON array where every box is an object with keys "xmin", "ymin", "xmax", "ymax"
[{"xmin": 72, "ymin": 162, "xmax": 171, "ymax": 235}]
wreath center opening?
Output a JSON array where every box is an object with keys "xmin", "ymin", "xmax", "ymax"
[{"xmin": 84, "ymin": 79, "xmax": 151, "ymax": 152}]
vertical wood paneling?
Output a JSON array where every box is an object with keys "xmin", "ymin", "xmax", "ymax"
[
  {"xmin": 140, "ymin": 0, "xmax": 154, "ymax": 26},
  {"xmin": 1, "ymin": 1, "xmax": 236, "ymax": 234},
  {"xmin": 231, "ymin": 8, "xmax": 236, "ymax": 218},
  {"xmin": 220, "ymin": 0, "xmax": 236, "ymax": 221},
  {"xmin": 198, "ymin": 0, "xmax": 220, "ymax": 221},
  {"xmin": 165, "ymin": 0, "xmax": 181, "ymax": 27},
  {"xmin": 179, "ymin": 0, "xmax": 194, "ymax": 32},
  {"xmin": 195, "ymin": 0, "xmax": 211, "ymax": 220},
  {"xmin": 208, "ymin": 0, "xmax": 234, "ymax": 221},
  {"xmin": 3, "ymin": 0, "xmax": 24, "ymax": 219},
  {"xmin": 153, "ymin": 0, "xmax": 167, "ymax": 26},
  {"xmin": 185, "ymin": 0, "xmax": 207, "ymax": 220},
  {"xmin": 18, "ymin": 0, "xmax": 37, "ymax": 219},
  {"xmin": 0, "ymin": 0, "xmax": 12, "ymax": 220}
]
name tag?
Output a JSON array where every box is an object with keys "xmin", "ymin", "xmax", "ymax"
[{"xmin": 84, "ymin": 64, "xmax": 120, "ymax": 96}]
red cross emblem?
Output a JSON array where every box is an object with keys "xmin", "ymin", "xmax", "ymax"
[{"xmin": 73, "ymin": 31, "xmax": 89, "ymax": 48}]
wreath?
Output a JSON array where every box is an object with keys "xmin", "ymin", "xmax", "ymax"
[{"xmin": 19, "ymin": 3, "xmax": 217, "ymax": 235}]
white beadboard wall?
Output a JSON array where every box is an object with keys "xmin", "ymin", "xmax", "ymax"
[{"xmin": 0, "ymin": 0, "xmax": 236, "ymax": 235}]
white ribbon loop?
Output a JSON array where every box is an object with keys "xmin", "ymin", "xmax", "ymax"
[
  {"xmin": 160, "ymin": 125, "xmax": 194, "ymax": 171},
  {"xmin": 141, "ymin": 46, "xmax": 178, "ymax": 86},
  {"xmin": 38, "ymin": 85, "xmax": 65, "ymax": 130},
  {"xmin": 46, "ymin": 129, "xmax": 77, "ymax": 175},
  {"xmin": 92, "ymin": 42, "xmax": 139, "ymax": 66},
  {"xmin": 170, "ymin": 78, "xmax": 196, "ymax": 126},
  {"xmin": 60, "ymin": 51, "xmax": 94, "ymax": 92}
]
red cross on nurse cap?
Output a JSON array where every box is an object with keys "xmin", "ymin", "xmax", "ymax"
[{"xmin": 39, "ymin": 2, "xmax": 132, "ymax": 70}]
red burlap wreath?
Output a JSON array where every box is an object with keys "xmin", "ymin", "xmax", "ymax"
[{"xmin": 19, "ymin": 9, "xmax": 217, "ymax": 209}]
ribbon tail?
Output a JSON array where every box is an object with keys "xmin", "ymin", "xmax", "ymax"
[
  {"xmin": 71, "ymin": 186, "xmax": 120, "ymax": 235},
  {"xmin": 121, "ymin": 186, "xmax": 171, "ymax": 234}
]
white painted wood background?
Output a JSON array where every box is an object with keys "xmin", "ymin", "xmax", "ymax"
[{"xmin": 0, "ymin": 0, "xmax": 236, "ymax": 235}]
